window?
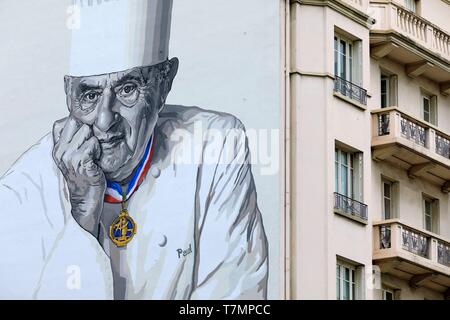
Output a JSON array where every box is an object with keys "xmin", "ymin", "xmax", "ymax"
[
  {"xmin": 383, "ymin": 289, "xmax": 395, "ymax": 300},
  {"xmin": 381, "ymin": 178, "xmax": 398, "ymax": 220},
  {"xmin": 336, "ymin": 263, "xmax": 356, "ymax": 300},
  {"xmin": 380, "ymin": 73, "xmax": 398, "ymax": 108},
  {"xmin": 381, "ymin": 75, "xmax": 389, "ymax": 108},
  {"xmin": 335, "ymin": 147, "xmax": 363, "ymax": 201},
  {"xmin": 405, "ymin": 0, "xmax": 417, "ymax": 13},
  {"xmin": 334, "ymin": 32, "xmax": 365, "ymax": 104},
  {"xmin": 382, "ymin": 180, "xmax": 393, "ymax": 220},
  {"xmin": 335, "ymin": 148, "xmax": 354, "ymax": 198},
  {"xmin": 334, "ymin": 34, "xmax": 359, "ymax": 83},
  {"xmin": 423, "ymin": 196, "xmax": 439, "ymax": 233},
  {"xmin": 422, "ymin": 93, "xmax": 437, "ymax": 125}
]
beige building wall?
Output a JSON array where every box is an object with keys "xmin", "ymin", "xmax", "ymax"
[
  {"xmin": 290, "ymin": 0, "xmax": 450, "ymax": 300},
  {"xmin": 291, "ymin": 1, "xmax": 373, "ymax": 299}
]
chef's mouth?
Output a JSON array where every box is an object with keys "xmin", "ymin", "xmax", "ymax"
[{"xmin": 99, "ymin": 134, "xmax": 125, "ymax": 149}]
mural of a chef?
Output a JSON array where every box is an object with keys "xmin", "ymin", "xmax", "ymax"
[{"xmin": 0, "ymin": 0, "xmax": 268, "ymax": 299}]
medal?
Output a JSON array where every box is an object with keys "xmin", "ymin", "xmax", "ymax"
[
  {"xmin": 109, "ymin": 193, "xmax": 137, "ymax": 247},
  {"xmin": 104, "ymin": 135, "xmax": 155, "ymax": 247}
]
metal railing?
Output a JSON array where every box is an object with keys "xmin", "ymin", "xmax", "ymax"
[
  {"xmin": 401, "ymin": 227, "xmax": 429, "ymax": 258},
  {"xmin": 380, "ymin": 225, "xmax": 392, "ymax": 249},
  {"xmin": 378, "ymin": 113, "xmax": 390, "ymax": 136},
  {"xmin": 400, "ymin": 117, "xmax": 426, "ymax": 147},
  {"xmin": 436, "ymin": 134, "xmax": 450, "ymax": 159},
  {"xmin": 334, "ymin": 76, "xmax": 368, "ymax": 105},
  {"xmin": 437, "ymin": 242, "xmax": 450, "ymax": 267},
  {"xmin": 334, "ymin": 192, "xmax": 368, "ymax": 221}
]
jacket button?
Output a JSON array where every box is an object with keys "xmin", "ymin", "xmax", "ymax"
[
  {"xmin": 158, "ymin": 235, "xmax": 167, "ymax": 247},
  {"xmin": 151, "ymin": 166, "xmax": 161, "ymax": 178}
]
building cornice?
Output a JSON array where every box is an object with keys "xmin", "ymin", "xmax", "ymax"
[
  {"xmin": 291, "ymin": 0, "xmax": 375, "ymax": 28},
  {"xmin": 442, "ymin": 0, "xmax": 450, "ymax": 6},
  {"xmin": 370, "ymin": 31, "xmax": 450, "ymax": 72}
]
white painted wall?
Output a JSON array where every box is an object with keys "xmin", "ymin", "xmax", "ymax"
[{"xmin": 0, "ymin": 0, "xmax": 282, "ymax": 299}]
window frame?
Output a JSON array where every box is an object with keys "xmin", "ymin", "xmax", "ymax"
[
  {"xmin": 335, "ymin": 145, "xmax": 364, "ymax": 202},
  {"xmin": 335, "ymin": 148, "xmax": 354, "ymax": 199},
  {"xmin": 382, "ymin": 288, "xmax": 395, "ymax": 300},
  {"xmin": 380, "ymin": 74, "xmax": 390, "ymax": 108},
  {"xmin": 336, "ymin": 262, "xmax": 357, "ymax": 300},
  {"xmin": 334, "ymin": 34, "xmax": 354, "ymax": 83},
  {"xmin": 382, "ymin": 179, "xmax": 393, "ymax": 220},
  {"xmin": 421, "ymin": 92, "xmax": 438, "ymax": 126},
  {"xmin": 405, "ymin": 0, "xmax": 417, "ymax": 13},
  {"xmin": 380, "ymin": 69, "xmax": 398, "ymax": 108},
  {"xmin": 422, "ymin": 195, "xmax": 439, "ymax": 234}
]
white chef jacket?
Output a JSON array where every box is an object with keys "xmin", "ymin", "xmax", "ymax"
[{"xmin": 0, "ymin": 105, "xmax": 268, "ymax": 300}]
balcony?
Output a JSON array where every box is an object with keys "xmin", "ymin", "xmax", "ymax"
[
  {"xmin": 373, "ymin": 220, "xmax": 450, "ymax": 298},
  {"xmin": 372, "ymin": 107, "xmax": 450, "ymax": 191},
  {"xmin": 334, "ymin": 192, "xmax": 368, "ymax": 224},
  {"xmin": 334, "ymin": 76, "xmax": 368, "ymax": 106},
  {"xmin": 370, "ymin": 1, "xmax": 450, "ymax": 91}
]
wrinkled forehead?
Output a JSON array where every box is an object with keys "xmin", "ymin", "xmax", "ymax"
[{"xmin": 65, "ymin": 61, "xmax": 169, "ymax": 95}]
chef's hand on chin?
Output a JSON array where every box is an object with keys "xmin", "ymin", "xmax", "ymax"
[{"xmin": 52, "ymin": 116, "xmax": 105, "ymax": 237}]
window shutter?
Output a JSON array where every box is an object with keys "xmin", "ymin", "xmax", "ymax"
[
  {"xmin": 389, "ymin": 75, "xmax": 398, "ymax": 107},
  {"xmin": 431, "ymin": 95, "xmax": 438, "ymax": 125},
  {"xmin": 357, "ymin": 153, "xmax": 364, "ymax": 202},
  {"xmin": 353, "ymin": 41, "xmax": 363, "ymax": 87}
]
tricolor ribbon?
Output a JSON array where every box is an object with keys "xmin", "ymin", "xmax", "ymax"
[{"xmin": 104, "ymin": 135, "xmax": 155, "ymax": 203}]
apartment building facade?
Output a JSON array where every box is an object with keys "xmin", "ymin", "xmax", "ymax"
[{"xmin": 287, "ymin": 0, "xmax": 450, "ymax": 299}]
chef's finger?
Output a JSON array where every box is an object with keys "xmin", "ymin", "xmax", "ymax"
[
  {"xmin": 79, "ymin": 136, "xmax": 102, "ymax": 162},
  {"xmin": 68, "ymin": 124, "xmax": 93, "ymax": 151},
  {"xmin": 79, "ymin": 137, "xmax": 102, "ymax": 176},
  {"xmin": 53, "ymin": 117, "xmax": 84, "ymax": 163},
  {"xmin": 58, "ymin": 116, "xmax": 83, "ymax": 146},
  {"xmin": 52, "ymin": 117, "xmax": 69, "ymax": 145}
]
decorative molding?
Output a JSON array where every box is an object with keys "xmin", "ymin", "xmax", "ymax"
[
  {"xmin": 291, "ymin": 0, "xmax": 375, "ymax": 29},
  {"xmin": 334, "ymin": 209, "xmax": 368, "ymax": 225},
  {"xmin": 333, "ymin": 91, "xmax": 368, "ymax": 110},
  {"xmin": 289, "ymin": 69, "xmax": 335, "ymax": 79},
  {"xmin": 370, "ymin": 32, "xmax": 450, "ymax": 72}
]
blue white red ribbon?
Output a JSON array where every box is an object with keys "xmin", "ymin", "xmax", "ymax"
[{"xmin": 104, "ymin": 135, "xmax": 155, "ymax": 203}]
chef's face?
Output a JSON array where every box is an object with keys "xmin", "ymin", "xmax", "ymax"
[{"xmin": 64, "ymin": 58, "xmax": 178, "ymax": 181}]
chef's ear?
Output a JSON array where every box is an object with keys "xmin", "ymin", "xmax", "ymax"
[
  {"xmin": 64, "ymin": 75, "xmax": 70, "ymax": 95},
  {"xmin": 64, "ymin": 75, "xmax": 72, "ymax": 111},
  {"xmin": 159, "ymin": 57, "xmax": 179, "ymax": 108},
  {"xmin": 164, "ymin": 57, "xmax": 179, "ymax": 93}
]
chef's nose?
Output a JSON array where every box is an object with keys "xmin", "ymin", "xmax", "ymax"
[{"xmin": 95, "ymin": 88, "xmax": 120, "ymax": 132}]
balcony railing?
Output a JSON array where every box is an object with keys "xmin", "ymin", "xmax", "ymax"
[
  {"xmin": 334, "ymin": 76, "xmax": 368, "ymax": 105},
  {"xmin": 436, "ymin": 134, "xmax": 450, "ymax": 159},
  {"xmin": 400, "ymin": 116, "xmax": 427, "ymax": 147},
  {"xmin": 374, "ymin": 220, "xmax": 450, "ymax": 272},
  {"xmin": 373, "ymin": 107, "xmax": 450, "ymax": 162},
  {"xmin": 379, "ymin": 225, "xmax": 430, "ymax": 258},
  {"xmin": 334, "ymin": 192, "xmax": 368, "ymax": 221},
  {"xmin": 438, "ymin": 242, "xmax": 450, "ymax": 267},
  {"xmin": 402, "ymin": 226, "xmax": 430, "ymax": 258},
  {"xmin": 370, "ymin": 1, "xmax": 450, "ymax": 61},
  {"xmin": 377, "ymin": 110, "xmax": 428, "ymax": 147}
]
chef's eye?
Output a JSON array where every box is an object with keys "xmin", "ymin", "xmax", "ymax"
[
  {"xmin": 88, "ymin": 92, "xmax": 97, "ymax": 100},
  {"xmin": 116, "ymin": 82, "xmax": 139, "ymax": 106},
  {"xmin": 119, "ymin": 83, "xmax": 137, "ymax": 96},
  {"xmin": 80, "ymin": 91, "xmax": 101, "ymax": 111}
]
